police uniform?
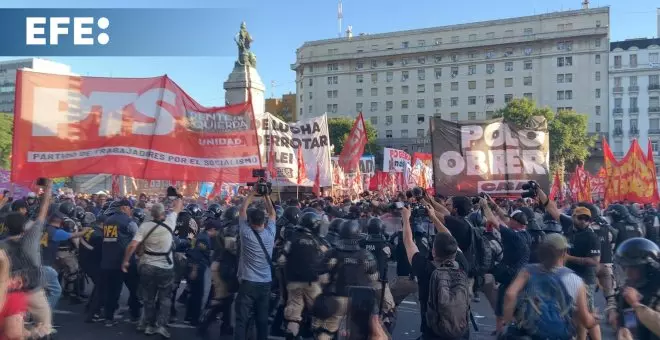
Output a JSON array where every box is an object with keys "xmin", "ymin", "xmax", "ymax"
[
  {"xmin": 80, "ymin": 225, "xmax": 103, "ymax": 320},
  {"xmin": 184, "ymin": 230, "xmax": 211, "ymax": 324},
  {"xmin": 361, "ymin": 233, "xmax": 396, "ymax": 323},
  {"xmin": 56, "ymin": 217, "xmax": 80, "ymax": 299}
]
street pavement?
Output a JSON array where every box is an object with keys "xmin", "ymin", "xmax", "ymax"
[{"xmin": 52, "ymin": 265, "xmax": 617, "ymax": 340}]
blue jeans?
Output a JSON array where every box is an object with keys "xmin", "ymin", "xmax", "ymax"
[{"xmin": 43, "ymin": 266, "xmax": 62, "ymax": 309}]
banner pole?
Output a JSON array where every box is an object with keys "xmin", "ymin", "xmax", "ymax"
[{"xmin": 296, "ymin": 185, "xmax": 299, "ymax": 200}]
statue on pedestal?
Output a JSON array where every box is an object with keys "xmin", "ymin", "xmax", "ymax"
[{"xmin": 235, "ymin": 22, "xmax": 257, "ymax": 68}]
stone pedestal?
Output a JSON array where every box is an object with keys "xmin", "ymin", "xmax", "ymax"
[{"xmin": 223, "ymin": 64, "xmax": 265, "ymax": 117}]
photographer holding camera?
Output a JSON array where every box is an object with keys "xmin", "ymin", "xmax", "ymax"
[{"xmin": 235, "ymin": 178, "xmax": 276, "ymax": 340}]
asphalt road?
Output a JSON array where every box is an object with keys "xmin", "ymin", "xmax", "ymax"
[{"xmin": 51, "ymin": 265, "xmax": 617, "ymax": 340}]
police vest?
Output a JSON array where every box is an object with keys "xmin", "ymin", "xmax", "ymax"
[
  {"xmin": 329, "ymin": 248, "xmax": 376, "ymax": 297},
  {"xmin": 614, "ymin": 221, "xmax": 645, "ymax": 249},
  {"xmin": 101, "ymin": 213, "xmax": 132, "ymax": 270},
  {"xmin": 362, "ymin": 235, "xmax": 390, "ymax": 281},
  {"xmin": 40, "ymin": 225, "xmax": 60, "ymax": 267},
  {"xmin": 79, "ymin": 228, "xmax": 103, "ymax": 266}
]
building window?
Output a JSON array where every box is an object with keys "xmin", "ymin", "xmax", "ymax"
[
  {"xmin": 386, "ymin": 101, "xmax": 393, "ymax": 111},
  {"xmin": 468, "ymin": 81, "xmax": 476, "ymax": 90},
  {"xmin": 505, "ymin": 62, "xmax": 514, "ymax": 71},
  {"xmin": 651, "ymin": 118, "xmax": 660, "ymax": 130},
  {"xmin": 371, "ymin": 73, "xmax": 378, "ymax": 82},
  {"xmin": 614, "ymin": 55, "xmax": 622, "ymax": 68},
  {"xmin": 418, "ymin": 69, "xmax": 425, "ymax": 80},
  {"xmin": 451, "ymin": 97, "xmax": 458, "ymax": 106},
  {"xmin": 417, "ymin": 99, "xmax": 425, "ymax": 108},
  {"xmin": 356, "ymin": 89, "xmax": 363, "ymax": 97},
  {"xmin": 402, "ymin": 85, "xmax": 409, "ymax": 94},
  {"xmin": 418, "ymin": 40, "xmax": 425, "ymax": 47},
  {"xmin": 486, "ymin": 111, "xmax": 494, "ymax": 119},
  {"xmin": 417, "ymin": 84, "xmax": 425, "ymax": 93},
  {"xmin": 486, "ymin": 63, "xmax": 494, "ymax": 74},
  {"xmin": 300, "ymin": 108, "xmax": 303, "ymax": 116},
  {"xmin": 417, "ymin": 114, "xmax": 425, "ymax": 124},
  {"xmin": 371, "ymin": 88, "xmax": 378, "ymax": 96},
  {"xmin": 614, "ymin": 98, "xmax": 622, "ymax": 108},
  {"xmin": 504, "ymin": 94, "xmax": 513, "ymax": 103},
  {"xmin": 386, "ymin": 60, "xmax": 394, "ymax": 67},
  {"xmin": 486, "ymin": 95, "xmax": 494, "ymax": 104},
  {"xmin": 386, "ymin": 86, "xmax": 393, "ymax": 95},
  {"xmin": 524, "ymin": 76, "xmax": 532, "ymax": 86},
  {"xmin": 468, "ymin": 51, "xmax": 477, "ymax": 59},
  {"xmin": 327, "ymin": 76, "xmax": 338, "ymax": 85},
  {"xmin": 557, "ymin": 57, "xmax": 573, "ymax": 67},
  {"xmin": 451, "ymin": 112, "xmax": 459, "ymax": 121},
  {"xmin": 524, "ymin": 93, "xmax": 533, "ymax": 99},
  {"xmin": 595, "ymin": 72, "xmax": 600, "ymax": 81},
  {"xmin": 327, "ymin": 90, "xmax": 338, "ymax": 98},
  {"xmin": 596, "ymin": 105, "xmax": 601, "ymax": 115},
  {"xmin": 630, "ymin": 76, "xmax": 638, "ymax": 86},
  {"xmin": 434, "ymin": 38, "xmax": 442, "ymax": 45},
  {"xmin": 401, "ymin": 100, "xmax": 409, "ymax": 109},
  {"xmin": 386, "ymin": 71, "xmax": 393, "ymax": 82},
  {"xmin": 524, "ymin": 60, "xmax": 532, "ymax": 70},
  {"xmin": 402, "ymin": 58, "xmax": 409, "ymax": 66},
  {"xmin": 309, "ymin": 92, "xmax": 313, "ymax": 100},
  {"xmin": 524, "ymin": 28, "xmax": 533, "ymax": 35},
  {"xmin": 451, "ymin": 36, "xmax": 459, "ymax": 43},
  {"xmin": 595, "ymin": 54, "xmax": 601, "ymax": 64},
  {"xmin": 557, "ymin": 40, "xmax": 573, "ymax": 50},
  {"xmin": 468, "ymin": 112, "xmax": 477, "ymax": 120},
  {"xmin": 486, "ymin": 79, "xmax": 495, "ymax": 88},
  {"xmin": 468, "ymin": 96, "xmax": 476, "ymax": 105},
  {"xmin": 370, "ymin": 117, "xmax": 378, "ymax": 125},
  {"xmin": 451, "ymin": 54, "xmax": 459, "ymax": 63},
  {"xmin": 650, "ymin": 96, "xmax": 660, "ymax": 107},
  {"xmin": 386, "ymin": 130, "xmax": 392, "ymax": 138},
  {"xmin": 308, "ymin": 105, "xmax": 312, "ymax": 114},
  {"xmin": 356, "ymin": 75, "xmax": 363, "ymax": 83},
  {"xmin": 630, "ymin": 54, "xmax": 638, "ymax": 68},
  {"xmin": 434, "ymin": 98, "xmax": 442, "ymax": 108},
  {"xmin": 434, "ymin": 83, "xmax": 441, "ymax": 92},
  {"xmin": 327, "ymin": 63, "xmax": 338, "ymax": 71},
  {"xmin": 370, "ymin": 102, "xmax": 378, "ymax": 111},
  {"xmin": 327, "ymin": 104, "xmax": 338, "ymax": 113},
  {"xmin": 417, "ymin": 56, "xmax": 426, "ymax": 64},
  {"xmin": 371, "ymin": 60, "xmax": 378, "ymax": 68},
  {"xmin": 401, "ymin": 71, "xmax": 409, "ymax": 81},
  {"xmin": 308, "ymin": 78, "xmax": 313, "ymax": 86},
  {"xmin": 400, "ymin": 129, "xmax": 408, "ymax": 138},
  {"xmin": 401, "ymin": 41, "xmax": 409, "ymax": 49},
  {"xmin": 486, "ymin": 32, "xmax": 495, "ymax": 39},
  {"xmin": 450, "ymin": 82, "xmax": 458, "ymax": 91},
  {"xmin": 434, "ymin": 55, "xmax": 442, "ymax": 63},
  {"xmin": 557, "ymin": 91, "xmax": 564, "ymax": 100},
  {"xmin": 451, "ymin": 66, "xmax": 459, "ymax": 76},
  {"xmin": 434, "ymin": 68, "xmax": 442, "ymax": 79},
  {"xmin": 650, "ymin": 53, "xmax": 659, "ymax": 63},
  {"xmin": 505, "ymin": 78, "xmax": 513, "ymax": 87},
  {"xmin": 468, "ymin": 65, "xmax": 476, "ymax": 75},
  {"xmin": 401, "ymin": 115, "xmax": 408, "ymax": 123},
  {"xmin": 357, "ymin": 61, "xmax": 364, "ymax": 69},
  {"xmin": 356, "ymin": 103, "xmax": 363, "ymax": 112},
  {"xmin": 557, "ymin": 74, "xmax": 564, "ymax": 83},
  {"xmin": 650, "ymin": 75, "xmax": 660, "ymax": 86},
  {"xmin": 595, "ymin": 88, "xmax": 600, "ymax": 99},
  {"xmin": 630, "ymin": 97, "xmax": 638, "ymax": 109},
  {"xmin": 595, "ymin": 123, "xmax": 601, "ymax": 132}
]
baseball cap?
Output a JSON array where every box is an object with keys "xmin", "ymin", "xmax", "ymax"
[
  {"xmin": 509, "ymin": 210, "xmax": 529, "ymax": 226},
  {"xmin": 572, "ymin": 206, "xmax": 592, "ymax": 218},
  {"xmin": 544, "ymin": 233, "xmax": 570, "ymax": 250}
]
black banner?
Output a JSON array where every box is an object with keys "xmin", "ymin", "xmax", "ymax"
[{"xmin": 430, "ymin": 117, "xmax": 550, "ymax": 196}]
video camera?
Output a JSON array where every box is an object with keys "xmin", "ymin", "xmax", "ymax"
[
  {"xmin": 247, "ymin": 169, "xmax": 272, "ymax": 197},
  {"xmin": 521, "ymin": 180, "xmax": 539, "ymax": 199},
  {"xmin": 472, "ymin": 192, "xmax": 490, "ymax": 204}
]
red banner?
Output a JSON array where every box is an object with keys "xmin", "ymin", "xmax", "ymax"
[
  {"xmin": 11, "ymin": 71, "xmax": 260, "ymax": 183},
  {"xmin": 549, "ymin": 171, "xmax": 562, "ymax": 201},
  {"xmin": 337, "ymin": 112, "xmax": 367, "ymax": 173},
  {"xmin": 590, "ymin": 168, "xmax": 606, "ymax": 199},
  {"xmin": 569, "ymin": 165, "xmax": 593, "ymax": 203},
  {"xmin": 603, "ymin": 138, "xmax": 659, "ymax": 204}
]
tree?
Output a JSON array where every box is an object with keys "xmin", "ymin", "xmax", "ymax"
[
  {"xmin": 328, "ymin": 116, "xmax": 380, "ymax": 156},
  {"xmin": 0, "ymin": 114, "xmax": 13, "ymax": 170},
  {"xmin": 493, "ymin": 98, "xmax": 595, "ymax": 173}
]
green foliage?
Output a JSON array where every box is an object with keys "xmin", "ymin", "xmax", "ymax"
[
  {"xmin": 494, "ymin": 98, "xmax": 595, "ymax": 172},
  {"xmin": 0, "ymin": 114, "xmax": 13, "ymax": 170},
  {"xmin": 328, "ymin": 116, "xmax": 380, "ymax": 156}
]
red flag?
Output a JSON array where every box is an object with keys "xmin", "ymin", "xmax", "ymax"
[
  {"xmin": 268, "ymin": 136, "xmax": 277, "ymax": 180},
  {"xmin": 647, "ymin": 139, "xmax": 660, "ymax": 202},
  {"xmin": 313, "ymin": 163, "xmax": 321, "ymax": 196},
  {"xmin": 297, "ymin": 147, "xmax": 307, "ymax": 185},
  {"xmin": 338, "ymin": 112, "xmax": 368, "ymax": 173},
  {"xmin": 111, "ymin": 175, "xmax": 120, "ymax": 196},
  {"xmin": 549, "ymin": 171, "xmax": 562, "ymax": 201}
]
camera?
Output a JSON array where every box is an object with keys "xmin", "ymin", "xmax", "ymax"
[
  {"xmin": 472, "ymin": 192, "xmax": 489, "ymax": 204},
  {"xmin": 247, "ymin": 169, "xmax": 272, "ymax": 197},
  {"xmin": 521, "ymin": 180, "xmax": 539, "ymax": 198},
  {"xmin": 410, "ymin": 202, "xmax": 428, "ymax": 219}
]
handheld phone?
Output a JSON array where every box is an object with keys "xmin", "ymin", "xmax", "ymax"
[
  {"xmin": 394, "ymin": 201, "xmax": 405, "ymax": 209},
  {"xmin": 623, "ymin": 308, "xmax": 637, "ymax": 329},
  {"xmin": 339, "ymin": 286, "xmax": 376, "ymax": 340}
]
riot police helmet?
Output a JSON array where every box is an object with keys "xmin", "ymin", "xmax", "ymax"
[
  {"xmin": 186, "ymin": 203, "xmax": 203, "ymax": 219},
  {"xmin": 366, "ymin": 217, "xmax": 385, "ymax": 235},
  {"xmin": 59, "ymin": 201, "xmax": 76, "ymax": 218},
  {"xmin": 518, "ymin": 206, "xmax": 541, "ymax": 231},
  {"xmin": 221, "ymin": 206, "xmax": 240, "ymax": 224},
  {"xmin": 206, "ymin": 203, "xmax": 223, "ymax": 220},
  {"xmin": 614, "ymin": 237, "xmax": 660, "ymax": 268},
  {"xmin": 132, "ymin": 208, "xmax": 146, "ymax": 225},
  {"xmin": 328, "ymin": 218, "xmax": 344, "ymax": 235},
  {"xmin": 283, "ymin": 206, "xmax": 302, "ymax": 225},
  {"xmin": 339, "ymin": 219, "xmax": 362, "ymax": 240},
  {"xmin": 299, "ymin": 212, "xmax": 323, "ymax": 234},
  {"xmin": 73, "ymin": 206, "xmax": 86, "ymax": 221},
  {"xmin": 606, "ymin": 204, "xmax": 630, "ymax": 222},
  {"xmin": 301, "ymin": 207, "xmax": 317, "ymax": 214}
]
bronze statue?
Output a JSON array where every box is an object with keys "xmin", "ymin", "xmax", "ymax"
[{"xmin": 235, "ymin": 22, "xmax": 256, "ymax": 67}]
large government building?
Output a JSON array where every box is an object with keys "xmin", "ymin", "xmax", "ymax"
[{"xmin": 291, "ymin": 6, "xmax": 610, "ymax": 153}]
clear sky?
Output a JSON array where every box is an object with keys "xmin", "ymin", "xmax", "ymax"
[{"xmin": 2, "ymin": 0, "xmax": 659, "ymax": 107}]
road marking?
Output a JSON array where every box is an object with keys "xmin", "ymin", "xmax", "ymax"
[
  {"xmin": 167, "ymin": 323, "xmax": 195, "ymax": 329},
  {"xmin": 401, "ymin": 300, "xmax": 417, "ymax": 305},
  {"xmin": 53, "ymin": 309, "xmax": 75, "ymax": 315}
]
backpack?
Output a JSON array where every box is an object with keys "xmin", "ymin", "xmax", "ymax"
[
  {"xmin": 514, "ymin": 265, "xmax": 575, "ymax": 340},
  {"xmin": 464, "ymin": 218, "xmax": 493, "ymax": 277},
  {"xmin": 425, "ymin": 260, "xmax": 470, "ymax": 339}
]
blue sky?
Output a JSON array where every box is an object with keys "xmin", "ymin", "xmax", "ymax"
[{"xmin": 2, "ymin": 0, "xmax": 659, "ymax": 106}]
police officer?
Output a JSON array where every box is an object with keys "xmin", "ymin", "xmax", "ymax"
[
  {"xmin": 325, "ymin": 218, "xmax": 343, "ymax": 248},
  {"xmin": 643, "ymin": 206, "xmax": 660, "ymax": 246},
  {"xmin": 311, "ymin": 219, "xmax": 379, "ymax": 340},
  {"xmin": 98, "ymin": 199, "xmax": 140, "ymax": 326},
  {"xmin": 361, "ymin": 217, "xmax": 395, "ymax": 329},
  {"xmin": 132, "ymin": 208, "xmax": 146, "ymax": 225},
  {"xmin": 204, "ymin": 203, "xmax": 223, "ymax": 223},
  {"xmin": 277, "ymin": 206, "xmax": 301, "ymax": 245},
  {"xmin": 80, "ymin": 212, "xmax": 104, "ymax": 322},
  {"xmin": 170, "ymin": 203, "xmax": 199, "ymax": 322},
  {"xmin": 608, "ymin": 238, "xmax": 660, "ymax": 340},
  {"xmin": 608, "ymin": 203, "xmax": 646, "ymax": 286},
  {"xmin": 186, "ymin": 203, "xmax": 204, "ymax": 231},
  {"xmin": 184, "ymin": 219, "xmax": 220, "ymax": 325},
  {"xmin": 278, "ymin": 212, "xmax": 329, "ymax": 339},
  {"xmin": 57, "ymin": 201, "xmax": 83, "ymax": 303},
  {"xmin": 196, "ymin": 207, "xmax": 240, "ymax": 336}
]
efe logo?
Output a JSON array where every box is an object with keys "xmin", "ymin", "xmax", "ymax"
[{"xmin": 26, "ymin": 17, "xmax": 110, "ymax": 45}]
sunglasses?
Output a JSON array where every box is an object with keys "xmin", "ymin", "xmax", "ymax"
[{"xmin": 574, "ymin": 215, "xmax": 591, "ymax": 222}]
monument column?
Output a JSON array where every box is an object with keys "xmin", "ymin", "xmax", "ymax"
[{"xmin": 224, "ymin": 22, "xmax": 265, "ymax": 117}]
